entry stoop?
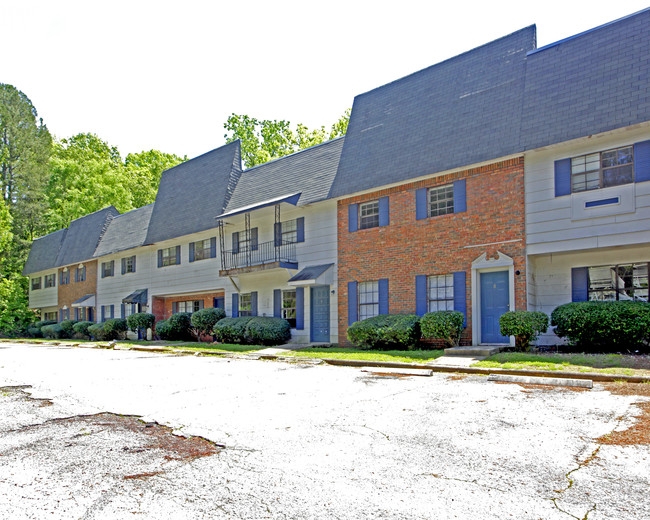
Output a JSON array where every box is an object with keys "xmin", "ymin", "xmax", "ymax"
[{"xmin": 444, "ymin": 345, "xmax": 503, "ymax": 357}]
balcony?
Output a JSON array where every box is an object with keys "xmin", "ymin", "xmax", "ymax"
[{"xmin": 219, "ymin": 240, "xmax": 297, "ymax": 276}]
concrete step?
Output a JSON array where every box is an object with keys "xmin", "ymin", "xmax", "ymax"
[{"xmin": 444, "ymin": 345, "xmax": 502, "ymax": 357}]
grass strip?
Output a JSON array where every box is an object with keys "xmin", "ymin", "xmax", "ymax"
[{"xmin": 281, "ymin": 347, "xmax": 445, "ymax": 364}]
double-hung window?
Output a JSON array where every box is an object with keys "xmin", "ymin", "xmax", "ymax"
[
  {"xmin": 239, "ymin": 293, "xmax": 253, "ymax": 316},
  {"xmin": 429, "ymin": 185, "xmax": 454, "ymax": 217},
  {"xmin": 44, "ymin": 311, "xmax": 57, "ymax": 321},
  {"xmin": 60, "ymin": 270, "xmax": 70, "ymax": 285},
  {"xmin": 428, "ymin": 274, "xmax": 454, "ymax": 312},
  {"xmin": 359, "ymin": 201, "xmax": 380, "ymax": 230},
  {"xmin": 159, "ymin": 246, "xmax": 180, "ymax": 267},
  {"xmin": 31, "ymin": 277, "xmax": 41, "ymax": 290},
  {"xmin": 193, "ymin": 239, "xmax": 212, "ymax": 261},
  {"xmin": 101, "ymin": 261, "xmax": 114, "ymax": 278},
  {"xmin": 174, "ymin": 300, "xmax": 203, "ymax": 313},
  {"xmin": 587, "ymin": 263, "xmax": 649, "ymax": 301},
  {"xmin": 44, "ymin": 274, "xmax": 56, "ymax": 288},
  {"xmin": 75, "ymin": 265, "xmax": 86, "ymax": 282},
  {"xmin": 122, "ymin": 255, "xmax": 136, "ymax": 274},
  {"xmin": 358, "ymin": 281, "xmax": 379, "ymax": 321},
  {"xmin": 571, "ymin": 146, "xmax": 634, "ymax": 193},
  {"xmin": 282, "ymin": 289, "xmax": 297, "ymax": 327}
]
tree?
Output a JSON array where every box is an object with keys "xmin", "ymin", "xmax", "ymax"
[
  {"xmin": 224, "ymin": 109, "xmax": 350, "ymax": 168},
  {"xmin": 124, "ymin": 149, "xmax": 186, "ymax": 208}
]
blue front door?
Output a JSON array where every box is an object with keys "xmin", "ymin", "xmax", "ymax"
[
  {"xmin": 480, "ymin": 271, "xmax": 510, "ymax": 344},
  {"xmin": 310, "ymin": 286, "xmax": 330, "ymax": 342}
]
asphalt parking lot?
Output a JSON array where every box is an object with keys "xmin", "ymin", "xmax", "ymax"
[{"xmin": 0, "ymin": 342, "xmax": 648, "ymax": 519}]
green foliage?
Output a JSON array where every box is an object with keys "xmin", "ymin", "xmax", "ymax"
[
  {"xmin": 124, "ymin": 150, "xmax": 185, "ymax": 208},
  {"xmin": 420, "ymin": 311, "xmax": 465, "ymax": 348},
  {"xmin": 156, "ymin": 313, "xmax": 193, "ymax": 341},
  {"xmin": 72, "ymin": 321, "xmax": 94, "ymax": 338},
  {"xmin": 499, "ymin": 311, "xmax": 549, "ymax": 351},
  {"xmin": 213, "ymin": 317, "xmax": 255, "ymax": 344},
  {"xmin": 347, "ymin": 314, "xmax": 421, "ymax": 350},
  {"xmin": 191, "ymin": 307, "xmax": 226, "ymax": 338},
  {"xmin": 87, "ymin": 323, "xmax": 108, "ymax": 341},
  {"xmin": 126, "ymin": 313, "xmax": 155, "ymax": 334},
  {"xmin": 34, "ymin": 320, "xmax": 56, "ymax": 329},
  {"xmin": 224, "ymin": 109, "xmax": 350, "ymax": 168},
  {"xmin": 27, "ymin": 326, "xmax": 42, "ymax": 338},
  {"xmin": 154, "ymin": 319, "xmax": 171, "ymax": 340},
  {"xmin": 103, "ymin": 318, "xmax": 128, "ymax": 340},
  {"xmin": 0, "ymin": 276, "xmax": 37, "ymax": 335},
  {"xmin": 41, "ymin": 324, "xmax": 64, "ymax": 339},
  {"xmin": 245, "ymin": 317, "xmax": 291, "ymax": 346},
  {"xmin": 59, "ymin": 319, "xmax": 78, "ymax": 337},
  {"xmin": 551, "ymin": 301, "xmax": 650, "ymax": 353}
]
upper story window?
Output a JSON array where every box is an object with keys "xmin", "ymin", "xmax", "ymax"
[
  {"xmin": 158, "ymin": 246, "xmax": 181, "ymax": 267},
  {"xmin": 358, "ymin": 281, "xmax": 379, "ymax": 321},
  {"xmin": 359, "ymin": 201, "xmax": 379, "ymax": 230},
  {"xmin": 571, "ymin": 146, "xmax": 634, "ymax": 193},
  {"xmin": 274, "ymin": 218, "xmax": 305, "ymax": 246},
  {"xmin": 280, "ymin": 220, "xmax": 297, "ymax": 243},
  {"xmin": 428, "ymin": 274, "xmax": 454, "ymax": 312},
  {"xmin": 101, "ymin": 260, "xmax": 114, "ymax": 278},
  {"xmin": 239, "ymin": 293, "xmax": 253, "ymax": 317},
  {"xmin": 31, "ymin": 277, "xmax": 41, "ymax": 290},
  {"xmin": 429, "ymin": 185, "xmax": 454, "ymax": 217},
  {"xmin": 75, "ymin": 265, "xmax": 86, "ymax": 282},
  {"xmin": 192, "ymin": 239, "xmax": 213, "ymax": 261},
  {"xmin": 59, "ymin": 270, "xmax": 70, "ymax": 285},
  {"xmin": 122, "ymin": 255, "xmax": 136, "ymax": 274},
  {"xmin": 282, "ymin": 289, "xmax": 297, "ymax": 328},
  {"xmin": 587, "ymin": 263, "xmax": 648, "ymax": 301},
  {"xmin": 232, "ymin": 229, "xmax": 258, "ymax": 253},
  {"xmin": 44, "ymin": 274, "xmax": 56, "ymax": 288}
]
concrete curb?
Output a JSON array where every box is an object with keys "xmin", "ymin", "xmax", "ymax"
[{"xmin": 487, "ymin": 373, "xmax": 594, "ymax": 388}]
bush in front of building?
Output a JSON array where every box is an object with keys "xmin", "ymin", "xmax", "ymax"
[
  {"xmin": 72, "ymin": 321, "xmax": 95, "ymax": 339},
  {"xmin": 87, "ymin": 323, "xmax": 109, "ymax": 341},
  {"xmin": 245, "ymin": 317, "xmax": 291, "ymax": 346},
  {"xmin": 154, "ymin": 319, "xmax": 171, "ymax": 340},
  {"xmin": 347, "ymin": 314, "xmax": 422, "ymax": 350},
  {"xmin": 420, "ymin": 311, "xmax": 465, "ymax": 348},
  {"xmin": 103, "ymin": 318, "xmax": 128, "ymax": 340},
  {"xmin": 191, "ymin": 308, "xmax": 226, "ymax": 338},
  {"xmin": 499, "ymin": 311, "xmax": 549, "ymax": 351},
  {"xmin": 59, "ymin": 319, "xmax": 78, "ymax": 338},
  {"xmin": 212, "ymin": 317, "xmax": 255, "ymax": 344},
  {"xmin": 127, "ymin": 313, "xmax": 156, "ymax": 338},
  {"xmin": 41, "ymin": 324, "xmax": 65, "ymax": 339},
  {"xmin": 155, "ymin": 313, "xmax": 193, "ymax": 341},
  {"xmin": 551, "ymin": 301, "xmax": 650, "ymax": 353},
  {"xmin": 26, "ymin": 326, "xmax": 43, "ymax": 338}
]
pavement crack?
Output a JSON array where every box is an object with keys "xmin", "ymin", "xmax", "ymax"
[
  {"xmin": 549, "ymin": 446, "xmax": 600, "ymax": 520},
  {"xmin": 423, "ymin": 473, "xmax": 510, "ymax": 494},
  {"xmin": 362, "ymin": 425, "xmax": 390, "ymax": 441}
]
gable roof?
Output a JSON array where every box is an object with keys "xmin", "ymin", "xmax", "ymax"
[
  {"xmin": 330, "ymin": 26, "xmax": 536, "ymax": 198},
  {"xmin": 55, "ymin": 206, "xmax": 120, "ymax": 267},
  {"xmin": 521, "ymin": 8, "xmax": 650, "ymax": 150},
  {"xmin": 22, "ymin": 228, "xmax": 67, "ymax": 275},
  {"xmin": 223, "ymin": 137, "xmax": 344, "ymax": 214},
  {"xmin": 145, "ymin": 141, "xmax": 242, "ymax": 244},
  {"xmin": 93, "ymin": 204, "xmax": 154, "ymax": 258}
]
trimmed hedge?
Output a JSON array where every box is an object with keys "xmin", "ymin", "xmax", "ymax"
[
  {"xmin": 60, "ymin": 319, "xmax": 78, "ymax": 338},
  {"xmin": 154, "ymin": 313, "xmax": 193, "ymax": 341},
  {"xmin": 73, "ymin": 321, "xmax": 95, "ymax": 339},
  {"xmin": 127, "ymin": 313, "xmax": 155, "ymax": 335},
  {"xmin": 104, "ymin": 318, "xmax": 128, "ymax": 340},
  {"xmin": 27, "ymin": 326, "xmax": 43, "ymax": 338},
  {"xmin": 245, "ymin": 317, "xmax": 291, "ymax": 346},
  {"xmin": 34, "ymin": 320, "xmax": 57, "ymax": 329},
  {"xmin": 499, "ymin": 311, "xmax": 549, "ymax": 351},
  {"xmin": 551, "ymin": 301, "xmax": 650, "ymax": 352},
  {"xmin": 420, "ymin": 311, "xmax": 465, "ymax": 348},
  {"xmin": 154, "ymin": 319, "xmax": 171, "ymax": 340},
  {"xmin": 347, "ymin": 314, "xmax": 421, "ymax": 350},
  {"xmin": 191, "ymin": 308, "xmax": 226, "ymax": 337},
  {"xmin": 213, "ymin": 317, "xmax": 254, "ymax": 344},
  {"xmin": 41, "ymin": 324, "xmax": 65, "ymax": 339},
  {"xmin": 87, "ymin": 323, "xmax": 109, "ymax": 341}
]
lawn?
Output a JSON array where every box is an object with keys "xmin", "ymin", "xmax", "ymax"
[{"xmin": 280, "ymin": 347, "xmax": 445, "ymax": 364}]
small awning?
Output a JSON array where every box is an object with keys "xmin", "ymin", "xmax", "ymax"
[
  {"xmin": 288, "ymin": 263, "xmax": 334, "ymax": 286},
  {"xmin": 72, "ymin": 294, "xmax": 95, "ymax": 307},
  {"xmin": 122, "ymin": 288, "xmax": 148, "ymax": 305},
  {"xmin": 215, "ymin": 192, "xmax": 301, "ymax": 220}
]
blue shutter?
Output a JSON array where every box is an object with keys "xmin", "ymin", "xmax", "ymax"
[
  {"xmin": 232, "ymin": 232, "xmax": 240, "ymax": 254},
  {"xmin": 378, "ymin": 278, "xmax": 389, "ymax": 314},
  {"xmin": 273, "ymin": 289, "xmax": 282, "ymax": 318},
  {"xmin": 101, "ymin": 306, "xmax": 105, "ymax": 322},
  {"xmin": 296, "ymin": 287, "xmax": 304, "ymax": 330},
  {"xmin": 250, "ymin": 291, "xmax": 258, "ymax": 316},
  {"xmin": 415, "ymin": 275, "xmax": 428, "ymax": 316},
  {"xmin": 416, "ymin": 188, "xmax": 428, "ymax": 220},
  {"xmin": 66, "ymin": 308, "xmax": 70, "ymax": 320},
  {"xmin": 60, "ymin": 271, "xmax": 63, "ymax": 284},
  {"xmin": 121, "ymin": 258, "xmax": 126, "ymax": 275},
  {"xmin": 348, "ymin": 204, "xmax": 358, "ymax": 232},
  {"xmin": 121, "ymin": 303, "xmax": 125, "ymax": 319},
  {"xmin": 175, "ymin": 246, "xmax": 181, "ymax": 265},
  {"xmin": 172, "ymin": 302, "xmax": 178, "ymax": 314},
  {"xmin": 634, "ymin": 140, "xmax": 650, "ymax": 183},
  {"xmin": 82, "ymin": 265, "xmax": 86, "ymax": 280},
  {"xmin": 74, "ymin": 269, "xmax": 78, "ymax": 282},
  {"xmin": 157, "ymin": 250, "xmax": 163, "ymax": 268},
  {"xmin": 378, "ymin": 197, "xmax": 390, "ymax": 227},
  {"xmin": 571, "ymin": 267, "xmax": 589, "ymax": 302},
  {"xmin": 554, "ymin": 158, "xmax": 572, "ymax": 197},
  {"xmin": 231, "ymin": 294, "xmax": 239, "ymax": 317},
  {"xmin": 453, "ymin": 179, "xmax": 467, "ymax": 213},
  {"xmin": 251, "ymin": 228, "xmax": 258, "ymax": 251},
  {"xmin": 274, "ymin": 222, "xmax": 282, "ymax": 246},
  {"xmin": 348, "ymin": 281, "xmax": 358, "ymax": 325},
  {"xmin": 453, "ymin": 271, "xmax": 467, "ymax": 326},
  {"xmin": 296, "ymin": 217, "xmax": 305, "ymax": 243},
  {"xmin": 109, "ymin": 305, "xmax": 114, "ymax": 319},
  {"xmin": 210, "ymin": 237, "xmax": 217, "ymax": 258},
  {"xmin": 189, "ymin": 242, "xmax": 195, "ymax": 262}
]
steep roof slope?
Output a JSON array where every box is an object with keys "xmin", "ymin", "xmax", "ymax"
[
  {"xmin": 330, "ymin": 26, "xmax": 536, "ymax": 198},
  {"xmin": 521, "ymin": 8, "xmax": 650, "ymax": 150},
  {"xmin": 93, "ymin": 204, "xmax": 154, "ymax": 258},
  {"xmin": 22, "ymin": 228, "xmax": 67, "ymax": 275},
  {"xmin": 55, "ymin": 206, "xmax": 119, "ymax": 267},
  {"xmin": 145, "ymin": 141, "xmax": 242, "ymax": 244},
  {"xmin": 223, "ymin": 137, "xmax": 344, "ymax": 213}
]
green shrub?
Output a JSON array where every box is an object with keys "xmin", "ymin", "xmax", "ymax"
[
  {"xmin": 41, "ymin": 324, "xmax": 65, "ymax": 339},
  {"xmin": 27, "ymin": 326, "xmax": 43, "ymax": 338},
  {"xmin": 127, "ymin": 313, "xmax": 155, "ymax": 336},
  {"xmin": 420, "ymin": 311, "xmax": 465, "ymax": 348},
  {"xmin": 59, "ymin": 319, "xmax": 78, "ymax": 338},
  {"xmin": 34, "ymin": 320, "xmax": 57, "ymax": 329},
  {"xmin": 72, "ymin": 321, "xmax": 95, "ymax": 339},
  {"xmin": 347, "ymin": 314, "xmax": 421, "ymax": 350},
  {"xmin": 245, "ymin": 317, "xmax": 291, "ymax": 346},
  {"xmin": 166, "ymin": 312, "xmax": 193, "ymax": 341},
  {"xmin": 213, "ymin": 317, "xmax": 255, "ymax": 344},
  {"xmin": 551, "ymin": 301, "xmax": 650, "ymax": 353},
  {"xmin": 154, "ymin": 319, "xmax": 171, "ymax": 340},
  {"xmin": 191, "ymin": 308, "xmax": 226, "ymax": 338},
  {"xmin": 103, "ymin": 318, "xmax": 128, "ymax": 340},
  {"xmin": 87, "ymin": 323, "xmax": 108, "ymax": 341},
  {"xmin": 499, "ymin": 311, "xmax": 549, "ymax": 351}
]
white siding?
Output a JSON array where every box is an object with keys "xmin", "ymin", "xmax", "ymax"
[{"xmin": 28, "ymin": 271, "xmax": 58, "ymax": 309}]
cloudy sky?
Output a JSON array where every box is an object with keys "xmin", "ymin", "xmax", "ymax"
[{"xmin": 4, "ymin": 1, "xmax": 648, "ymax": 159}]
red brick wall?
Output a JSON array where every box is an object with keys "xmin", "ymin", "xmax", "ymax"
[
  {"xmin": 337, "ymin": 158, "xmax": 526, "ymax": 346},
  {"xmin": 57, "ymin": 261, "xmax": 97, "ymax": 320},
  {"xmin": 152, "ymin": 291, "xmax": 225, "ymax": 322}
]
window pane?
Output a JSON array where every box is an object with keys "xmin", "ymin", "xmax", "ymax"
[
  {"xmin": 429, "ymin": 185, "xmax": 454, "ymax": 217},
  {"xmin": 603, "ymin": 164, "xmax": 633, "ymax": 188},
  {"xmin": 359, "ymin": 201, "xmax": 379, "ymax": 229}
]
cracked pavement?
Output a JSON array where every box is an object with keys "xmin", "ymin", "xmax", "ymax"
[{"xmin": 0, "ymin": 342, "xmax": 648, "ymax": 519}]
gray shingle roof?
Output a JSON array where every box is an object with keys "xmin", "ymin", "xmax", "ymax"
[
  {"xmin": 224, "ymin": 137, "xmax": 344, "ymax": 213},
  {"xmin": 145, "ymin": 141, "xmax": 242, "ymax": 244},
  {"xmin": 55, "ymin": 206, "xmax": 120, "ymax": 267},
  {"xmin": 22, "ymin": 228, "xmax": 67, "ymax": 275},
  {"xmin": 330, "ymin": 26, "xmax": 536, "ymax": 198},
  {"xmin": 288, "ymin": 263, "xmax": 334, "ymax": 282},
  {"xmin": 94, "ymin": 204, "xmax": 154, "ymax": 258},
  {"xmin": 521, "ymin": 8, "xmax": 650, "ymax": 150}
]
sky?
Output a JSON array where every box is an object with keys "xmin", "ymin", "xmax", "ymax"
[{"xmin": 4, "ymin": 0, "xmax": 649, "ymax": 159}]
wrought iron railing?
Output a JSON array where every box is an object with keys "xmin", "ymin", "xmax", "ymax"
[{"xmin": 221, "ymin": 240, "xmax": 297, "ymax": 271}]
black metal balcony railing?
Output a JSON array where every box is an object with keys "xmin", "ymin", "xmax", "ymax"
[{"xmin": 221, "ymin": 240, "xmax": 297, "ymax": 272}]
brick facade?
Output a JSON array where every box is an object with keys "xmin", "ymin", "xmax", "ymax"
[
  {"xmin": 57, "ymin": 260, "xmax": 98, "ymax": 322},
  {"xmin": 152, "ymin": 291, "xmax": 225, "ymax": 322},
  {"xmin": 337, "ymin": 158, "xmax": 527, "ymax": 346}
]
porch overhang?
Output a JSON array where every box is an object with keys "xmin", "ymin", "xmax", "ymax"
[
  {"xmin": 71, "ymin": 294, "xmax": 95, "ymax": 307},
  {"xmin": 287, "ymin": 263, "xmax": 334, "ymax": 286},
  {"xmin": 123, "ymin": 288, "xmax": 148, "ymax": 305},
  {"xmin": 215, "ymin": 192, "xmax": 301, "ymax": 220}
]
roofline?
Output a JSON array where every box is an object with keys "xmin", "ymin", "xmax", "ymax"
[
  {"xmin": 527, "ymin": 7, "xmax": 650, "ymax": 56},
  {"xmin": 66, "ymin": 205, "xmax": 118, "ymax": 225},
  {"xmin": 159, "ymin": 140, "xmax": 241, "ymax": 177}
]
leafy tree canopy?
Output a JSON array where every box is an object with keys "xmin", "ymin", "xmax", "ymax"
[{"xmin": 124, "ymin": 149, "xmax": 186, "ymax": 208}]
